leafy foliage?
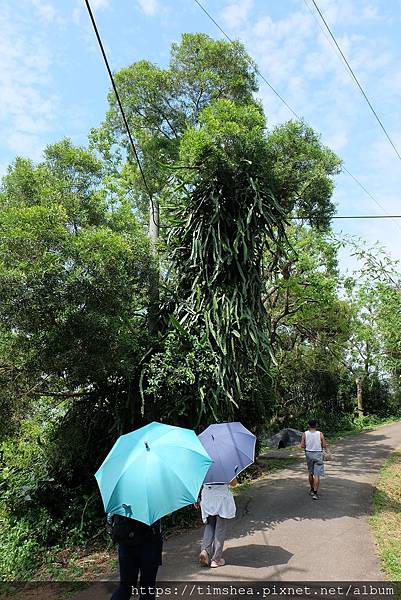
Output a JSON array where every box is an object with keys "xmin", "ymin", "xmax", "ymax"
[
  {"xmin": 146, "ymin": 100, "xmax": 286, "ymax": 422},
  {"xmin": 266, "ymin": 121, "xmax": 341, "ymax": 229},
  {"xmin": 90, "ymin": 33, "xmax": 258, "ymax": 217},
  {"xmin": 0, "ymin": 140, "xmax": 155, "ymax": 577}
]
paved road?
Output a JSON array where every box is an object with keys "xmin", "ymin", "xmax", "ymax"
[{"xmin": 74, "ymin": 422, "xmax": 401, "ymax": 597}]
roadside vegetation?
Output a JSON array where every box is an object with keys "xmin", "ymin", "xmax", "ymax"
[
  {"xmin": 0, "ymin": 32, "xmax": 400, "ymax": 581},
  {"xmin": 371, "ymin": 449, "xmax": 401, "ymax": 580}
]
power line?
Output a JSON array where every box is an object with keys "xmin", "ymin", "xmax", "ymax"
[
  {"xmin": 83, "ymin": 0, "xmax": 156, "ymax": 218},
  {"xmin": 303, "ymin": 0, "xmax": 342, "ymax": 56},
  {"xmin": 193, "ymin": 0, "xmax": 299, "ymax": 119},
  {"xmin": 85, "ymin": 0, "xmax": 401, "ymax": 232},
  {"xmin": 310, "ymin": 0, "xmax": 401, "ymax": 164},
  {"xmin": 303, "ymin": 215, "xmax": 401, "ymax": 220},
  {"xmin": 193, "ymin": 0, "xmax": 401, "ymax": 233},
  {"xmin": 303, "ymin": 0, "xmax": 401, "ymax": 230}
]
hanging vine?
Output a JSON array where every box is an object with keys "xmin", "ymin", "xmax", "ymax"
[{"xmin": 164, "ymin": 100, "xmax": 288, "ymax": 419}]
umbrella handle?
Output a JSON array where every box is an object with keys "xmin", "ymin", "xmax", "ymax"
[{"xmin": 122, "ymin": 503, "xmax": 133, "ymax": 517}]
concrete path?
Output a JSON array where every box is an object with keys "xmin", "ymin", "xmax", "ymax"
[{"xmin": 74, "ymin": 422, "xmax": 401, "ymax": 597}]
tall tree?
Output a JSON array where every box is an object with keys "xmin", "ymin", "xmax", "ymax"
[
  {"xmin": 90, "ymin": 33, "xmax": 260, "ymax": 334},
  {"xmin": 146, "ymin": 99, "xmax": 287, "ymax": 424},
  {"xmin": 89, "ymin": 33, "xmax": 258, "ymax": 220},
  {"xmin": 343, "ymin": 280, "xmax": 381, "ymax": 416},
  {"xmin": 266, "ymin": 121, "xmax": 340, "ymax": 229}
]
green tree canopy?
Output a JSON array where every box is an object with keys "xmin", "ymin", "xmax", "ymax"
[
  {"xmin": 0, "ymin": 139, "xmax": 154, "ymax": 442},
  {"xmin": 90, "ymin": 33, "xmax": 340, "ymax": 229},
  {"xmin": 90, "ymin": 33, "xmax": 258, "ymax": 212}
]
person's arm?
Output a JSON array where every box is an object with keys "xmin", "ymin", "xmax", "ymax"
[
  {"xmin": 229, "ymin": 478, "xmax": 238, "ymax": 487},
  {"xmin": 321, "ymin": 432, "xmax": 327, "ymax": 449},
  {"xmin": 194, "ymin": 485, "xmax": 203, "ymax": 508},
  {"xmin": 300, "ymin": 432, "xmax": 306, "ymax": 449}
]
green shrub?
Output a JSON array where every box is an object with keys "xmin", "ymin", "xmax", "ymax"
[{"xmin": 0, "ymin": 516, "xmax": 43, "ymax": 580}]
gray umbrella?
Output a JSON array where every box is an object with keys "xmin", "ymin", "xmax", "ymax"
[{"xmin": 198, "ymin": 422, "xmax": 256, "ymax": 484}]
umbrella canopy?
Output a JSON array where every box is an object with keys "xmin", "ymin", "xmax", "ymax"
[
  {"xmin": 199, "ymin": 422, "xmax": 256, "ymax": 484},
  {"xmin": 95, "ymin": 422, "xmax": 213, "ymax": 525}
]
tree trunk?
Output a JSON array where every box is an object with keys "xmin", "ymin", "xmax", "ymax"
[
  {"xmin": 148, "ymin": 197, "xmax": 160, "ymax": 334},
  {"xmin": 356, "ymin": 377, "xmax": 364, "ymax": 417},
  {"xmin": 141, "ymin": 198, "xmax": 160, "ymax": 420}
]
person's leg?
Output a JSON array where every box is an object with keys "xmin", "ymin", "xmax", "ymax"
[
  {"xmin": 312, "ymin": 453, "xmax": 324, "ymax": 498},
  {"xmin": 138, "ymin": 564, "xmax": 159, "ymax": 600},
  {"xmin": 137, "ymin": 536, "xmax": 163, "ymax": 600},
  {"xmin": 111, "ymin": 544, "xmax": 140, "ymax": 600},
  {"xmin": 201, "ymin": 515, "xmax": 216, "ymax": 560},
  {"xmin": 210, "ymin": 516, "xmax": 227, "ymax": 564},
  {"xmin": 306, "ymin": 453, "xmax": 315, "ymax": 494}
]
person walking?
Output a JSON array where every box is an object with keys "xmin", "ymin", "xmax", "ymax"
[
  {"xmin": 197, "ymin": 479, "xmax": 237, "ymax": 568},
  {"xmin": 107, "ymin": 513, "xmax": 163, "ymax": 600},
  {"xmin": 300, "ymin": 420, "xmax": 327, "ymax": 500}
]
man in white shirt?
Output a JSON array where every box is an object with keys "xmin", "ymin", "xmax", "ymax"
[{"xmin": 300, "ymin": 420, "xmax": 327, "ymax": 500}]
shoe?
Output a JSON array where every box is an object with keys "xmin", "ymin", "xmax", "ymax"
[
  {"xmin": 210, "ymin": 558, "xmax": 226, "ymax": 568},
  {"xmin": 309, "ymin": 489, "xmax": 314, "ymax": 496},
  {"xmin": 199, "ymin": 550, "xmax": 210, "ymax": 567},
  {"xmin": 312, "ymin": 492, "xmax": 319, "ymax": 500}
]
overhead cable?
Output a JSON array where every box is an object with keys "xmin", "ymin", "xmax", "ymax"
[
  {"xmin": 193, "ymin": 0, "xmax": 401, "ymax": 233},
  {"xmin": 83, "ymin": 0, "xmax": 156, "ymax": 220}
]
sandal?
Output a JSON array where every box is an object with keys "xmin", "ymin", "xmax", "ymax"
[
  {"xmin": 199, "ymin": 550, "xmax": 210, "ymax": 567},
  {"xmin": 210, "ymin": 558, "xmax": 226, "ymax": 568}
]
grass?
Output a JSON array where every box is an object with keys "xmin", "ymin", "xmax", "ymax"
[
  {"xmin": 370, "ymin": 448, "xmax": 401, "ymax": 580},
  {"xmin": 38, "ymin": 545, "xmax": 118, "ymax": 581},
  {"xmin": 257, "ymin": 456, "xmax": 300, "ymax": 471},
  {"xmin": 0, "ymin": 545, "xmax": 118, "ymax": 600},
  {"xmin": 325, "ymin": 415, "xmax": 400, "ymax": 443}
]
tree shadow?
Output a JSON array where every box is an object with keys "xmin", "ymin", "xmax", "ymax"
[{"xmin": 223, "ymin": 544, "xmax": 293, "ymax": 568}]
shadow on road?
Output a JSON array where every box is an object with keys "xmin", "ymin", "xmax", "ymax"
[{"xmin": 223, "ymin": 544, "xmax": 293, "ymax": 568}]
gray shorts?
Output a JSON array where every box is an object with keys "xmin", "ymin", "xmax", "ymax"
[{"xmin": 305, "ymin": 451, "xmax": 324, "ymax": 476}]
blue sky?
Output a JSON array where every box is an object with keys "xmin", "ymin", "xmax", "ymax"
[{"xmin": 1, "ymin": 0, "xmax": 400, "ymax": 272}]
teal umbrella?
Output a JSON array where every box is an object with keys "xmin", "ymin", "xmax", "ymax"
[{"xmin": 95, "ymin": 422, "xmax": 213, "ymax": 525}]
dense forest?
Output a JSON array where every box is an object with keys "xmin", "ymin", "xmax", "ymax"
[{"xmin": 0, "ymin": 34, "xmax": 400, "ymax": 579}]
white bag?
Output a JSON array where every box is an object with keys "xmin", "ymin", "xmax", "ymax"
[{"xmin": 323, "ymin": 448, "xmax": 332, "ymax": 461}]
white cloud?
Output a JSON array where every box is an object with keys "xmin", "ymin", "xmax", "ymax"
[
  {"xmin": 30, "ymin": 0, "xmax": 58, "ymax": 23},
  {"xmin": 91, "ymin": 0, "xmax": 110, "ymax": 9},
  {"xmin": 221, "ymin": 0, "xmax": 253, "ymax": 29},
  {"xmin": 0, "ymin": 4, "xmax": 58, "ymax": 162},
  {"xmin": 311, "ymin": 0, "xmax": 372, "ymax": 28},
  {"xmin": 72, "ymin": 5, "xmax": 81, "ymax": 25},
  {"xmin": 324, "ymin": 130, "xmax": 348, "ymax": 152},
  {"xmin": 0, "ymin": 162, "xmax": 9, "ymax": 179},
  {"xmin": 137, "ymin": 0, "xmax": 159, "ymax": 17},
  {"xmin": 361, "ymin": 3, "xmax": 380, "ymax": 20},
  {"xmin": 72, "ymin": 0, "xmax": 110, "ymax": 25}
]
